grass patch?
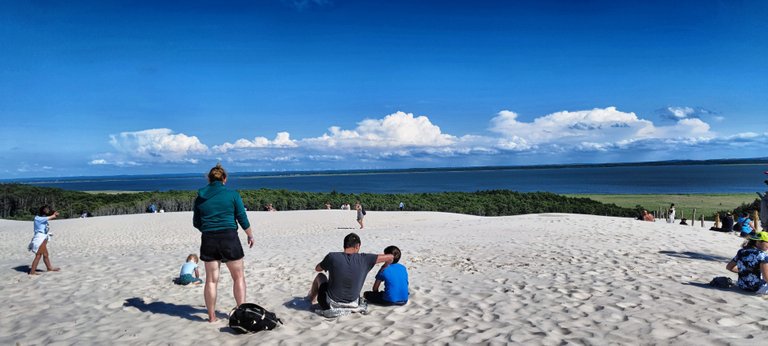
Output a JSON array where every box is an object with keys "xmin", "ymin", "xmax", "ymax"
[{"xmin": 565, "ymin": 193, "xmax": 758, "ymax": 220}]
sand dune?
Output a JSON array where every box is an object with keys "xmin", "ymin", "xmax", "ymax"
[{"xmin": 1, "ymin": 210, "xmax": 763, "ymax": 345}]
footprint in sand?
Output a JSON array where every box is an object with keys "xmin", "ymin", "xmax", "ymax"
[
  {"xmin": 569, "ymin": 291, "xmax": 592, "ymax": 300},
  {"xmin": 107, "ymin": 301, "xmax": 124, "ymax": 309},
  {"xmin": 716, "ymin": 317, "xmax": 741, "ymax": 327}
]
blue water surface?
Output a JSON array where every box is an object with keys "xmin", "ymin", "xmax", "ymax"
[{"xmin": 7, "ymin": 164, "xmax": 767, "ymax": 194}]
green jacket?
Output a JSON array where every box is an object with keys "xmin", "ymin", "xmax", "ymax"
[{"xmin": 193, "ymin": 181, "xmax": 250, "ymax": 232}]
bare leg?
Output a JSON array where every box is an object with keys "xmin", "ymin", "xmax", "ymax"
[
  {"xmin": 225, "ymin": 259, "xmax": 246, "ymax": 307},
  {"xmin": 29, "ymin": 239, "xmax": 47, "ymax": 275},
  {"xmin": 308, "ymin": 273, "xmax": 328, "ymax": 304},
  {"xmin": 204, "ymin": 260, "xmax": 221, "ymax": 322},
  {"xmin": 358, "ymin": 219, "xmax": 364, "ymax": 229},
  {"xmin": 41, "ymin": 242, "xmax": 59, "ymax": 272}
]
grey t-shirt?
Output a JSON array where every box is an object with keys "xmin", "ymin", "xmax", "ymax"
[{"xmin": 320, "ymin": 252, "xmax": 378, "ymax": 303}]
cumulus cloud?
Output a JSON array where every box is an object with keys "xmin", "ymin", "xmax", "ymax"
[
  {"xmin": 88, "ymin": 107, "xmax": 763, "ymax": 170},
  {"xmin": 108, "ymin": 128, "xmax": 208, "ymax": 162},
  {"xmin": 305, "ymin": 111, "xmax": 456, "ymax": 149},
  {"xmin": 491, "ymin": 107, "xmax": 655, "ymax": 146},
  {"xmin": 490, "ymin": 107, "xmax": 716, "ymax": 153},
  {"xmin": 213, "ymin": 132, "xmax": 298, "ymax": 153}
]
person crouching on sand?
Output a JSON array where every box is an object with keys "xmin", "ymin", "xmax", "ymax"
[
  {"xmin": 176, "ymin": 254, "xmax": 203, "ymax": 285},
  {"xmin": 726, "ymin": 232, "xmax": 768, "ymax": 294},
  {"xmin": 28, "ymin": 205, "xmax": 60, "ymax": 275}
]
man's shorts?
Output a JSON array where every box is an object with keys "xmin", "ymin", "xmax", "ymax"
[{"xmin": 200, "ymin": 229, "xmax": 244, "ymax": 263}]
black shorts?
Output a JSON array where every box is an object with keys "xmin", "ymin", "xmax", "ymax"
[
  {"xmin": 363, "ymin": 291, "xmax": 407, "ymax": 306},
  {"xmin": 317, "ymin": 282, "xmax": 330, "ymax": 310},
  {"xmin": 200, "ymin": 229, "xmax": 244, "ymax": 263}
]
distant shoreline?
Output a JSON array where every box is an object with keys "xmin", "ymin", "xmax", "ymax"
[{"xmin": 3, "ymin": 157, "xmax": 767, "ymax": 183}]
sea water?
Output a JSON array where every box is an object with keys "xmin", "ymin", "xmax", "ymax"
[{"xmin": 7, "ymin": 164, "xmax": 767, "ymax": 194}]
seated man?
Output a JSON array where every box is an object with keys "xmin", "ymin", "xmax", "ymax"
[
  {"xmin": 710, "ymin": 212, "xmax": 734, "ymax": 232},
  {"xmin": 364, "ymin": 245, "xmax": 409, "ymax": 306},
  {"xmin": 308, "ymin": 233, "xmax": 393, "ymax": 311}
]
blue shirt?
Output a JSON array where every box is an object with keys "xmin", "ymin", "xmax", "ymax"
[
  {"xmin": 732, "ymin": 247, "xmax": 768, "ymax": 291},
  {"xmin": 33, "ymin": 215, "xmax": 50, "ymax": 234},
  {"xmin": 179, "ymin": 261, "xmax": 198, "ymax": 277},
  {"xmin": 376, "ymin": 263, "xmax": 409, "ymax": 303},
  {"xmin": 738, "ymin": 217, "xmax": 753, "ymax": 235}
]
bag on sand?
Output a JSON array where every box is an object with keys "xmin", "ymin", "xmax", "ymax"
[
  {"xmin": 709, "ymin": 276, "xmax": 734, "ymax": 289},
  {"xmin": 229, "ymin": 303, "xmax": 283, "ymax": 334}
]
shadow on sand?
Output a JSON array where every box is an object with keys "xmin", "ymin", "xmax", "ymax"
[
  {"xmin": 683, "ymin": 281, "xmax": 756, "ymax": 297},
  {"xmin": 658, "ymin": 250, "xmax": 730, "ymax": 262},
  {"xmin": 283, "ymin": 296, "xmax": 314, "ymax": 312},
  {"xmin": 12, "ymin": 265, "xmax": 42, "ymax": 274},
  {"xmin": 123, "ymin": 297, "xmax": 227, "ymax": 322}
]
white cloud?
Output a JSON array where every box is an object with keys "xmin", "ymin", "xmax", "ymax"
[
  {"xmin": 489, "ymin": 106, "xmax": 715, "ymax": 153},
  {"xmin": 213, "ymin": 132, "xmax": 298, "ymax": 153},
  {"xmin": 305, "ymin": 111, "xmax": 456, "ymax": 149},
  {"xmin": 107, "ymin": 128, "xmax": 208, "ymax": 162},
  {"xmin": 491, "ymin": 107, "xmax": 656, "ymax": 145},
  {"xmin": 668, "ymin": 106, "xmax": 695, "ymax": 119},
  {"xmin": 87, "ymin": 108, "xmax": 762, "ymax": 170}
]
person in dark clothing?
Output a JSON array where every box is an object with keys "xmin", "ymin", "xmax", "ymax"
[
  {"xmin": 308, "ymin": 233, "xmax": 393, "ymax": 310},
  {"xmin": 193, "ymin": 163, "xmax": 255, "ymax": 323}
]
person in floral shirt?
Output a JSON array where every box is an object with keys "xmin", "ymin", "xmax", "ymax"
[{"xmin": 727, "ymin": 232, "xmax": 768, "ymax": 293}]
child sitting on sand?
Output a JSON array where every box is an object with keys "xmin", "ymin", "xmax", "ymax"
[
  {"xmin": 363, "ymin": 245, "xmax": 409, "ymax": 306},
  {"xmin": 28, "ymin": 205, "xmax": 60, "ymax": 275},
  {"xmin": 175, "ymin": 254, "xmax": 203, "ymax": 285}
]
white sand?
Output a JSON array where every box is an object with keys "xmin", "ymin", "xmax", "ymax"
[{"xmin": 0, "ymin": 210, "xmax": 764, "ymax": 345}]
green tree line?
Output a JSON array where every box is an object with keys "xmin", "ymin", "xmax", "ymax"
[{"xmin": 2, "ymin": 183, "xmax": 652, "ymax": 220}]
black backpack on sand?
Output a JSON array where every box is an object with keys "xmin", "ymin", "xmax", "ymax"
[{"xmin": 229, "ymin": 303, "xmax": 283, "ymax": 334}]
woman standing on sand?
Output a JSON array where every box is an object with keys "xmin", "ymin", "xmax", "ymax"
[
  {"xmin": 355, "ymin": 201, "xmax": 365, "ymax": 229},
  {"xmin": 28, "ymin": 205, "xmax": 60, "ymax": 275},
  {"xmin": 667, "ymin": 203, "xmax": 676, "ymax": 224},
  {"xmin": 193, "ymin": 164, "xmax": 255, "ymax": 322}
]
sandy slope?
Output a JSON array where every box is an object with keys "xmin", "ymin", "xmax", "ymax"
[{"xmin": 0, "ymin": 210, "xmax": 764, "ymax": 345}]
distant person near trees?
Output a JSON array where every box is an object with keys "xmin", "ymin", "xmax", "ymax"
[
  {"xmin": 667, "ymin": 203, "xmax": 676, "ymax": 224},
  {"xmin": 355, "ymin": 201, "xmax": 365, "ymax": 229},
  {"xmin": 735, "ymin": 212, "xmax": 754, "ymax": 237},
  {"xmin": 710, "ymin": 212, "xmax": 734, "ymax": 233},
  {"xmin": 642, "ymin": 210, "xmax": 655, "ymax": 222},
  {"xmin": 399, "ymin": 202, "xmax": 405, "ymax": 211}
]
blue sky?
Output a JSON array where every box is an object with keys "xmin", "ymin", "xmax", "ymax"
[{"xmin": 1, "ymin": 0, "xmax": 767, "ymax": 178}]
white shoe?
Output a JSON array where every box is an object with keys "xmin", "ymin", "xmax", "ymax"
[{"xmin": 756, "ymin": 284, "xmax": 768, "ymax": 295}]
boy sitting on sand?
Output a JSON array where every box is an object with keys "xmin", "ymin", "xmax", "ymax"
[
  {"xmin": 363, "ymin": 245, "xmax": 409, "ymax": 306},
  {"xmin": 175, "ymin": 254, "xmax": 203, "ymax": 285}
]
